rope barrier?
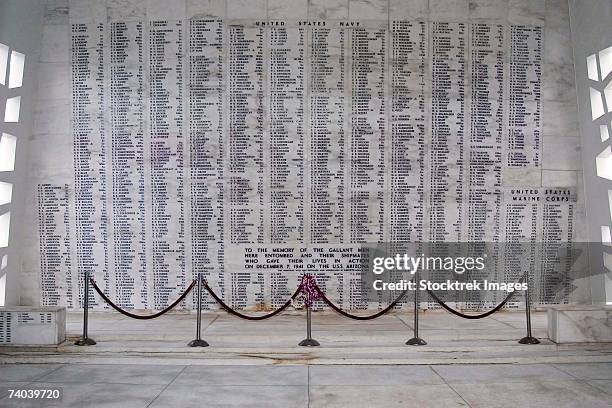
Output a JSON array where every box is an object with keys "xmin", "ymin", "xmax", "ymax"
[
  {"xmin": 81, "ymin": 272, "xmax": 539, "ymax": 347},
  {"xmin": 89, "ymin": 273, "xmax": 526, "ymax": 322},
  {"xmin": 316, "ymin": 285, "xmax": 409, "ymax": 320},
  {"xmin": 202, "ymin": 280, "xmax": 301, "ymax": 320},
  {"xmin": 425, "ymin": 275, "xmax": 526, "ymax": 320},
  {"xmin": 89, "ymin": 278, "xmax": 197, "ymax": 320}
]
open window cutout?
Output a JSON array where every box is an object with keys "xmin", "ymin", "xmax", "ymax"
[
  {"xmin": 605, "ymin": 81, "xmax": 612, "ymax": 112},
  {"xmin": 0, "ymin": 44, "xmax": 8, "ymax": 86},
  {"xmin": 0, "ymin": 133, "xmax": 16, "ymax": 171},
  {"xmin": 0, "ymin": 273, "xmax": 5, "ymax": 307},
  {"xmin": 590, "ymin": 87, "xmax": 605, "ymax": 120},
  {"xmin": 602, "ymin": 226, "xmax": 611, "ymax": 245},
  {"xmin": 0, "ymin": 212, "xmax": 10, "ymax": 248},
  {"xmin": 587, "ymin": 53, "xmax": 599, "ymax": 81},
  {"xmin": 0, "ymin": 182, "xmax": 11, "ymax": 206},
  {"xmin": 600, "ymin": 46, "xmax": 612, "ymax": 80},
  {"xmin": 604, "ymin": 252, "xmax": 612, "ymax": 272},
  {"xmin": 601, "ymin": 125, "xmax": 610, "ymax": 142},
  {"xmin": 4, "ymin": 96, "xmax": 21, "ymax": 122},
  {"xmin": 609, "ymin": 190, "xmax": 612, "ymax": 222},
  {"xmin": 596, "ymin": 145, "xmax": 612, "ymax": 180},
  {"xmin": 8, "ymin": 50, "xmax": 24, "ymax": 89},
  {"xmin": 0, "ymin": 256, "xmax": 6, "ymax": 305}
]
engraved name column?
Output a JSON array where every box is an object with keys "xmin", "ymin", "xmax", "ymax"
[
  {"xmin": 71, "ymin": 22, "xmax": 108, "ymax": 308},
  {"xmin": 348, "ymin": 24, "xmax": 387, "ymax": 244},
  {"xmin": 502, "ymin": 188, "xmax": 541, "ymax": 306},
  {"xmin": 109, "ymin": 20, "xmax": 148, "ymax": 309},
  {"xmin": 148, "ymin": 19, "xmax": 186, "ymax": 308},
  {"xmin": 540, "ymin": 188, "xmax": 575, "ymax": 304},
  {"xmin": 38, "ymin": 184, "xmax": 73, "ymax": 307},
  {"xmin": 467, "ymin": 24, "xmax": 504, "ymax": 243},
  {"xmin": 189, "ymin": 19, "xmax": 225, "ymax": 308},
  {"xmin": 429, "ymin": 22, "xmax": 467, "ymax": 243},
  {"xmin": 309, "ymin": 25, "xmax": 346, "ymax": 245},
  {"xmin": 268, "ymin": 24, "xmax": 305, "ymax": 244},
  {"xmin": 228, "ymin": 23, "xmax": 265, "ymax": 308},
  {"xmin": 507, "ymin": 26, "xmax": 542, "ymax": 167},
  {"xmin": 267, "ymin": 22, "xmax": 306, "ymax": 307},
  {"xmin": 308, "ymin": 23, "xmax": 347, "ymax": 305},
  {"xmin": 390, "ymin": 21, "xmax": 427, "ymax": 244},
  {"xmin": 346, "ymin": 22, "xmax": 388, "ymax": 310},
  {"xmin": 466, "ymin": 24, "xmax": 505, "ymax": 305}
]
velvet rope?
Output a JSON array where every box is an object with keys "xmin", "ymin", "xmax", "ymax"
[
  {"xmin": 202, "ymin": 279, "xmax": 301, "ymax": 320},
  {"xmin": 425, "ymin": 274, "xmax": 526, "ymax": 319},
  {"xmin": 89, "ymin": 278, "xmax": 196, "ymax": 320},
  {"xmin": 315, "ymin": 285, "xmax": 408, "ymax": 320},
  {"xmin": 91, "ymin": 273, "xmax": 524, "ymax": 322}
]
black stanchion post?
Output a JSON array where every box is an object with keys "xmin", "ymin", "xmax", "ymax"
[
  {"xmin": 75, "ymin": 271, "xmax": 96, "ymax": 346},
  {"xmin": 189, "ymin": 274, "xmax": 209, "ymax": 347},
  {"xmin": 406, "ymin": 276, "xmax": 426, "ymax": 346},
  {"xmin": 299, "ymin": 306, "xmax": 320, "ymax": 347},
  {"xmin": 519, "ymin": 272, "xmax": 540, "ymax": 344}
]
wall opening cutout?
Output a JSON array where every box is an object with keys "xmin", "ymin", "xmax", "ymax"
[
  {"xmin": 604, "ymin": 252, "xmax": 612, "ymax": 272},
  {"xmin": 602, "ymin": 226, "xmax": 611, "ymax": 245},
  {"xmin": 0, "ymin": 133, "xmax": 16, "ymax": 172},
  {"xmin": 8, "ymin": 50, "xmax": 24, "ymax": 89},
  {"xmin": 596, "ymin": 146, "xmax": 612, "ymax": 180},
  {"xmin": 0, "ymin": 182, "xmax": 12, "ymax": 206},
  {"xmin": 590, "ymin": 87, "xmax": 605, "ymax": 119},
  {"xmin": 587, "ymin": 53, "xmax": 599, "ymax": 81},
  {"xmin": 0, "ymin": 273, "xmax": 5, "ymax": 307},
  {"xmin": 0, "ymin": 212, "xmax": 10, "ymax": 248},
  {"xmin": 608, "ymin": 190, "xmax": 612, "ymax": 222},
  {"xmin": 601, "ymin": 124, "xmax": 610, "ymax": 142},
  {"xmin": 0, "ymin": 255, "xmax": 6, "ymax": 307},
  {"xmin": 4, "ymin": 96, "xmax": 21, "ymax": 122},
  {"xmin": 0, "ymin": 44, "xmax": 8, "ymax": 86},
  {"xmin": 599, "ymin": 46, "xmax": 612, "ymax": 80},
  {"xmin": 605, "ymin": 81, "xmax": 612, "ymax": 110}
]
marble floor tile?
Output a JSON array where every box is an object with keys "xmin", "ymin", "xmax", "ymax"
[
  {"xmin": 174, "ymin": 365, "xmax": 307, "ymax": 386},
  {"xmin": 0, "ymin": 363, "xmax": 611, "ymax": 407},
  {"xmin": 0, "ymin": 382, "xmax": 165, "ymax": 408},
  {"xmin": 35, "ymin": 364, "xmax": 185, "ymax": 385},
  {"xmin": 149, "ymin": 384, "xmax": 308, "ymax": 408},
  {"xmin": 433, "ymin": 363, "xmax": 575, "ymax": 384},
  {"xmin": 553, "ymin": 363, "xmax": 612, "ymax": 380},
  {"xmin": 451, "ymin": 379, "xmax": 611, "ymax": 408},
  {"xmin": 587, "ymin": 380, "xmax": 612, "ymax": 395},
  {"xmin": 0, "ymin": 382, "xmax": 28, "ymax": 399},
  {"xmin": 0, "ymin": 365, "xmax": 62, "ymax": 382},
  {"xmin": 309, "ymin": 365, "xmax": 444, "ymax": 386},
  {"xmin": 309, "ymin": 384, "xmax": 468, "ymax": 408},
  {"xmin": 489, "ymin": 312, "xmax": 548, "ymax": 328},
  {"xmin": 399, "ymin": 313, "xmax": 511, "ymax": 331}
]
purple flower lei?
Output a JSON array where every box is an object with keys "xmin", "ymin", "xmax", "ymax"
[{"xmin": 298, "ymin": 273, "xmax": 321, "ymax": 308}]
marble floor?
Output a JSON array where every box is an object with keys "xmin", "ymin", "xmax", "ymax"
[
  {"xmin": 1, "ymin": 311, "xmax": 612, "ymax": 365},
  {"xmin": 0, "ymin": 362, "xmax": 611, "ymax": 407},
  {"xmin": 1, "ymin": 311, "xmax": 611, "ymax": 406}
]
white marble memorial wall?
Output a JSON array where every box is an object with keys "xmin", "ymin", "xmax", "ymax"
[{"xmin": 18, "ymin": 0, "xmax": 586, "ymax": 311}]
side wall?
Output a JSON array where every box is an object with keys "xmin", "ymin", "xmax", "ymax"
[
  {"xmin": 0, "ymin": 0, "xmax": 44, "ymax": 306},
  {"xmin": 569, "ymin": 0, "xmax": 612, "ymax": 304}
]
